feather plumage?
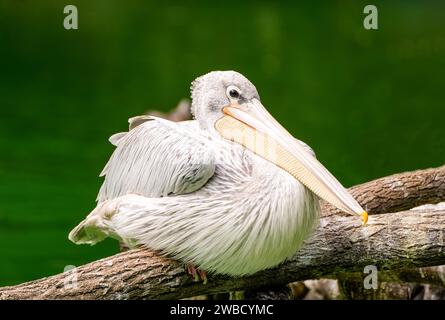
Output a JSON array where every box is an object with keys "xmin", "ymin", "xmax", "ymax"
[
  {"xmin": 69, "ymin": 70, "xmax": 328, "ymax": 276},
  {"xmin": 97, "ymin": 117, "xmax": 215, "ymax": 202}
]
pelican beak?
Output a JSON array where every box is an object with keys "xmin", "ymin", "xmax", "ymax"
[{"xmin": 215, "ymin": 99, "xmax": 367, "ymax": 224}]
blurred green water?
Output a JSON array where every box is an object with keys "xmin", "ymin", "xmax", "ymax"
[{"xmin": 0, "ymin": 1, "xmax": 444, "ymax": 286}]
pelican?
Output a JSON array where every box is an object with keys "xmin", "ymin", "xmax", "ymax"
[{"xmin": 69, "ymin": 71, "xmax": 367, "ymax": 278}]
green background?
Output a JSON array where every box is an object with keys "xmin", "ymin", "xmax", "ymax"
[{"xmin": 0, "ymin": 1, "xmax": 444, "ymax": 286}]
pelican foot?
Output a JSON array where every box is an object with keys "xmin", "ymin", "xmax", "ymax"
[{"xmin": 186, "ymin": 264, "xmax": 207, "ymax": 284}]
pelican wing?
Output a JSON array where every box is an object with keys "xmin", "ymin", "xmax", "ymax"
[{"xmin": 97, "ymin": 116, "xmax": 215, "ymax": 202}]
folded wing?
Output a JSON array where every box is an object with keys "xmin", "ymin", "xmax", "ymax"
[{"xmin": 97, "ymin": 116, "xmax": 216, "ymax": 202}]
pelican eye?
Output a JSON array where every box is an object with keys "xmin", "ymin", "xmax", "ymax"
[
  {"xmin": 226, "ymin": 85, "xmax": 241, "ymax": 100},
  {"xmin": 229, "ymin": 89, "xmax": 239, "ymax": 98}
]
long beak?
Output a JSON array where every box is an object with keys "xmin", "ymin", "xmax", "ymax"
[{"xmin": 215, "ymin": 99, "xmax": 368, "ymax": 224}]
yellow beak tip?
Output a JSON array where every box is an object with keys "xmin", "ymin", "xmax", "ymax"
[{"xmin": 361, "ymin": 211, "xmax": 368, "ymax": 225}]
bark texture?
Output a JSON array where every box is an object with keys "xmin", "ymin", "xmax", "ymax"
[
  {"xmin": 322, "ymin": 164, "xmax": 445, "ymax": 217},
  {"xmin": 0, "ymin": 165, "xmax": 444, "ymax": 300}
]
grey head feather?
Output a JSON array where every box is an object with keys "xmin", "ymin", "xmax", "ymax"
[{"xmin": 190, "ymin": 70, "xmax": 260, "ymax": 128}]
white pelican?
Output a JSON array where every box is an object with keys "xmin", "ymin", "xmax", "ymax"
[{"xmin": 69, "ymin": 71, "xmax": 367, "ymax": 278}]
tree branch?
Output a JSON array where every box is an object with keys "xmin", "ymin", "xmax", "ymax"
[
  {"xmin": 322, "ymin": 164, "xmax": 445, "ymax": 217},
  {"xmin": 0, "ymin": 165, "xmax": 444, "ymax": 300}
]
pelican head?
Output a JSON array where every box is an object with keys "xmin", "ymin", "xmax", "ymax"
[{"xmin": 191, "ymin": 70, "xmax": 367, "ymax": 223}]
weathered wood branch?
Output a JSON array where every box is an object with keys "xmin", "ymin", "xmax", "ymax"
[
  {"xmin": 330, "ymin": 261, "xmax": 445, "ymax": 287},
  {"xmin": 322, "ymin": 164, "xmax": 445, "ymax": 217},
  {"xmin": 247, "ymin": 264, "xmax": 445, "ymax": 300},
  {"xmin": 0, "ymin": 165, "xmax": 444, "ymax": 300},
  {"xmin": 335, "ymin": 268, "xmax": 445, "ymax": 300}
]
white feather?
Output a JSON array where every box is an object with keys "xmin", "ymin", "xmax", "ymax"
[
  {"xmin": 70, "ymin": 126, "xmax": 320, "ymax": 276},
  {"xmin": 69, "ymin": 71, "xmax": 322, "ymax": 276},
  {"xmin": 97, "ymin": 117, "xmax": 215, "ymax": 202}
]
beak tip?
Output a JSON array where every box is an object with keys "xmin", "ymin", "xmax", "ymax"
[{"xmin": 361, "ymin": 211, "xmax": 368, "ymax": 225}]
